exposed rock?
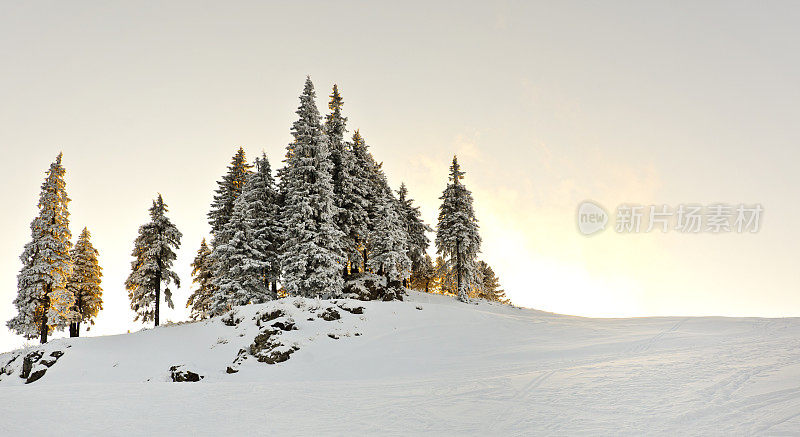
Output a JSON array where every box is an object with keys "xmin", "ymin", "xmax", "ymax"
[
  {"xmin": 20, "ymin": 351, "xmax": 43, "ymax": 379},
  {"xmin": 260, "ymin": 309, "xmax": 285, "ymax": 323},
  {"xmin": 39, "ymin": 359, "xmax": 57, "ymax": 368},
  {"xmin": 50, "ymin": 351, "xmax": 64, "ymax": 359},
  {"xmin": 226, "ymin": 366, "xmax": 239, "ymax": 374},
  {"xmin": 328, "ymin": 333, "xmax": 340, "ymax": 340},
  {"xmin": 256, "ymin": 346, "xmax": 298, "ymax": 364},
  {"xmin": 249, "ymin": 326, "xmax": 299, "ymax": 364},
  {"xmin": 26, "ymin": 368, "xmax": 47, "ymax": 384},
  {"xmin": 337, "ymin": 303, "xmax": 365, "ymax": 315},
  {"xmin": 1, "ymin": 355, "xmax": 19, "ymax": 376},
  {"xmin": 271, "ymin": 319, "xmax": 297, "ymax": 331},
  {"xmin": 317, "ymin": 308, "xmax": 341, "ymax": 321},
  {"xmin": 169, "ymin": 365, "xmax": 204, "ymax": 382}
]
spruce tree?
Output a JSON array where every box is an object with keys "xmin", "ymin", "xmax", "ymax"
[
  {"xmin": 367, "ymin": 191, "xmax": 411, "ymax": 291},
  {"xmin": 435, "ymin": 156, "xmax": 481, "ymax": 302},
  {"xmin": 324, "ymin": 85, "xmax": 368, "ymax": 275},
  {"xmin": 279, "ymin": 77, "xmax": 345, "ymax": 298},
  {"xmin": 210, "ymin": 156, "xmax": 280, "ymax": 313},
  {"xmin": 187, "ymin": 238, "xmax": 215, "ymax": 320},
  {"xmin": 208, "ymin": 147, "xmax": 252, "ymax": 246},
  {"xmin": 125, "ymin": 194, "xmax": 182, "ymax": 326},
  {"xmin": 245, "ymin": 153, "xmax": 283, "ymax": 296},
  {"xmin": 7, "ymin": 153, "xmax": 75, "ymax": 343},
  {"xmin": 67, "ymin": 227, "xmax": 103, "ymax": 337},
  {"xmin": 396, "ymin": 183, "xmax": 432, "ymax": 285},
  {"xmin": 477, "ymin": 261, "xmax": 509, "ymax": 304},
  {"xmin": 348, "ymin": 130, "xmax": 379, "ymax": 271},
  {"xmin": 209, "ymin": 197, "xmax": 253, "ymax": 315}
]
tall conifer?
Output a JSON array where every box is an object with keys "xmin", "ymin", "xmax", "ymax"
[
  {"xmin": 7, "ymin": 153, "xmax": 75, "ymax": 343},
  {"xmin": 435, "ymin": 156, "xmax": 481, "ymax": 302},
  {"xmin": 126, "ymin": 194, "xmax": 182, "ymax": 326},
  {"xmin": 279, "ymin": 77, "xmax": 345, "ymax": 298},
  {"xmin": 187, "ymin": 239, "xmax": 215, "ymax": 320},
  {"xmin": 67, "ymin": 227, "xmax": 103, "ymax": 337}
]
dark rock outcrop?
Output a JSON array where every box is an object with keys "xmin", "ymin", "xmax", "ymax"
[{"xmin": 169, "ymin": 365, "xmax": 204, "ymax": 382}]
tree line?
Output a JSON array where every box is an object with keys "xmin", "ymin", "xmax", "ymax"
[{"xmin": 7, "ymin": 77, "xmax": 508, "ymax": 344}]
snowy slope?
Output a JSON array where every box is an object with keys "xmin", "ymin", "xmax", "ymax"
[{"xmin": 3, "ymin": 291, "xmax": 800, "ymax": 435}]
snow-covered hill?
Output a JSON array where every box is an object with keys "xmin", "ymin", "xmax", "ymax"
[{"xmin": 3, "ymin": 291, "xmax": 800, "ymax": 435}]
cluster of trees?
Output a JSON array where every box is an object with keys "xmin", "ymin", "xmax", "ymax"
[
  {"xmin": 7, "ymin": 77, "xmax": 508, "ymax": 343},
  {"xmin": 6, "ymin": 154, "xmax": 103, "ymax": 343},
  {"xmin": 180, "ymin": 77, "xmax": 508, "ymax": 319}
]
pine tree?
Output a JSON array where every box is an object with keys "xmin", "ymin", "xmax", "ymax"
[
  {"xmin": 245, "ymin": 154, "xmax": 283, "ymax": 296},
  {"xmin": 210, "ymin": 156, "xmax": 280, "ymax": 313},
  {"xmin": 410, "ymin": 253, "xmax": 436, "ymax": 293},
  {"xmin": 324, "ymin": 85, "xmax": 369, "ymax": 275},
  {"xmin": 125, "ymin": 194, "xmax": 182, "ymax": 326},
  {"xmin": 435, "ymin": 156, "xmax": 481, "ymax": 302},
  {"xmin": 279, "ymin": 77, "xmax": 345, "ymax": 298},
  {"xmin": 396, "ymin": 183, "xmax": 432, "ymax": 285},
  {"xmin": 208, "ymin": 147, "xmax": 253, "ymax": 246},
  {"xmin": 67, "ymin": 227, "xmax": 103, "ymax": 337},
  {"xmin": 368, "ymin": 191, "xmax": 411, "ymax": 291},
  {"xmin": 348, "ymin": 130, "xmax": 380, "ymax": 272},
  {"xmin": 7, "ymin": 153, "xmax": 75, "ymax": 343},
  {"xmin": 187, "ymin": 239, "xmax": 215, "ymax": 320},
  {"xmin": 476, "ymin": 261, "xmax": 509, "ymax": 304}
]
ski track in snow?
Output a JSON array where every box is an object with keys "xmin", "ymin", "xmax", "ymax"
[{"xmin": 2, "ymin": 292, "xmax": 800, "ymax": 436}]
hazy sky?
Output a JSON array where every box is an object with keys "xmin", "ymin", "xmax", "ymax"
[{"xmin": 2, "ymin": 1, "xmax": 799, "ymax": 350}]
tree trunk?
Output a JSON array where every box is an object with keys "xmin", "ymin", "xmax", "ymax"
[
  {"xmin": 39, "ymin": 290, "xmax": 50, "ymax": 344},
  {"xmin": 271, "ymin": 281, "xmax": 278, "ymax": 298},
  {"xmin": 70, "ymin": 295, "xmax": 82, "ymax": 337},
  {"xmin": 155, "ymin": 265, "xmax": 161, "ymax": 327},
  {"xmin": 456, "ymin": 239, "xmax": 463, "ymax": 300},
  {"xmin": 362, "ymin": 249, "xmax": 368, "ymax": 272}
]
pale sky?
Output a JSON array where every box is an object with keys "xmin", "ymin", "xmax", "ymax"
[{"xmin": 2, "ymin": 1, "xmax": 799, "ymax": 350}]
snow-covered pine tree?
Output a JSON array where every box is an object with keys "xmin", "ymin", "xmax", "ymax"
[
  {"xmin": 396, "ymin": 183, "xmax": 432, "ymax": 285},
  {"xmin": 186, "ymin": 238, "xmax": 215, "ymax": 320},
  {"xmin": 435, "ymin": 156, "xmax": 481, "ymax": 302},
  {"xmin": 67, "ymin": 227, "xmax": 103, "ymax": 337},
  {"xmin": 7, "ymin": 153, "xmax": 75, "ymax": 343},
  {"xmin": 409, "ymin": 253, "xmax": 436, "ymax": 293},
  {"xmin": 210, "ymin": 155, "xmax": 280, "ymax": 313},
  {"xmin": 324, "ymin": 85, "xmax": 369, "ymax": 276},
  {"xmin": 348, "ymin": 130, "xmax": 380, "ymax": 272},
  {"xmin": 208, "ymin": 147, "xmax": 253, "ymax": 246},
  {"xmin": 125, "ymin": 194, "xmax": 182, "ymax": 326},
  {"xmin": 245, "ymin": 153, "xmax": 282, "ymax": 296},
  {"xmin": 279, "ymin": 77, "xmax": 345, "ymax": 298},
  {"xmin": 367, "ymin": 191, "xmax": 411, "ymax": 293},
  {"xmin": 477, "ymin": 261, "xmax": 509, "ymax": 304}
]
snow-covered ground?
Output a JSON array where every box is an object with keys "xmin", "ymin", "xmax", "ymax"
[{"xmin": 3, "ymin": 291, "xmax": 800, "ymax": 435}]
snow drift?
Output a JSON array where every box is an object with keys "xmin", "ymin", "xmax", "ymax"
[{"xmin": 3, "ymin": 291, "xmax": 800, "ymax": 435}]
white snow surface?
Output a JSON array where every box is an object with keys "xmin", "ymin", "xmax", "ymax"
[{"xmin": 3, "ymin": 291, "xmax": 800, "ymax": 435}]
